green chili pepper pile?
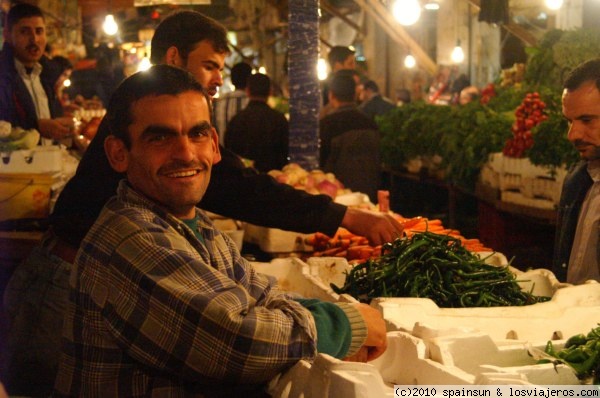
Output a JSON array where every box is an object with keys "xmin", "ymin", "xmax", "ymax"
[
  {"xmin": 542, "ymin": 324, "xmax": 600, "ymax": 383},
  {"xmin": 330, "ymin": 231, "xmax": 550, "ymax": 307}
]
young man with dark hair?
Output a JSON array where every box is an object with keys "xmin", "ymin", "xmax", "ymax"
[
  {"xmin": 553, "ymin": 58, "xmax": 600, "ymax": 284},
  {"xmin": 0, "ymin": 3, "xmax": 74, "ymax": 141},
  {"xmin": 53, "ymin": 64, "xmax": 387, "ymax": 396},
  {"xmin": 225, "ymin": 73, "xmax": 289, "ymax": 172}
]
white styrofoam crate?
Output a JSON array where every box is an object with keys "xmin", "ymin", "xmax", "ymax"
[
  {"xmin": 305, "ymin": 257, "xmax": 599, "ymax": 341},
  {"xmin": 267, "ymin": 329, "xmax": 579, "ymax": 397},
  {"xmin": 500, "ymin": 191, "xmax": 556, "ymax": 210},
  {"xmin": 370, "ymin": 327, "xmax": 579, "ymax": 387},
  {"xmin": 268, "ymin": 354, "xmax": 394, "ymax": 398},
  {"xmin": 0, "ymin": 145, "xmax": 65, "ymax": 174},
  {"xmin": 480, "ymin": 165, "xmax": 500, "ymax": 189},
  {"xmin": 252, "ymin": 258, "xmax": 342, "ymax": 302},
  {"xmin": 253, "ymin": 258, "xmax": 596, "ymax": 395}
]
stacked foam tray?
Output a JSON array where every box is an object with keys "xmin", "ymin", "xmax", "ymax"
[
  {"xmin": 479, "ymin": 153, "xmax": 567, "ymax": 210},
  {"xmin": 252, "ymin": 257, "xmax": 600, "ymax": 397}
]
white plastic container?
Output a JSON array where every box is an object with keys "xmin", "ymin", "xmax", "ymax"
[{"xmin": 0, "ymin": 146, "xmax": 65, "ymax": 174}]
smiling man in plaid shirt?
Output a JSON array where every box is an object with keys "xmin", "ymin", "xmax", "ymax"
[{"xmin": 53, "ymin": 65, "xmax": 387, "ymax": 397}]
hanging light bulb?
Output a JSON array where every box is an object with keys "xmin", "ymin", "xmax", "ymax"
[
  {"xmin": 545, "ymin": 0, "xmax": 564, "ymax": 10},
  {"xmin": 102, "ymin": 14, "xmax": 118, "ymax": 36},
  {"xmin": 317, "ymin": 58, "xmax": 328, "ymax": 81},
  {"xmin": 451, "ymin": 40, "xmax": 465, "ymax": 64},
  {"xmin": 392, "ymin": 0, "xmax": 422, "ymax": 26},
  {"xmin": 404, "ymin": 53, "xmax": 416, "ymax": 68}
]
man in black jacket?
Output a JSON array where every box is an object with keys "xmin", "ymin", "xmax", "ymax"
[
  {"xmin": 225, "ymin": 73, "xmax": 289, "ymax": 172},
  {"xmin": 0, "ymin": 3, "xmax": 73, "ymax": 141},
  {"xmin": 3, "ymin": 10, "xmax": 402, "ymax": 396}
]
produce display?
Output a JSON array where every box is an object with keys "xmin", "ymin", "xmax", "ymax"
[
  {"xmin": 307, "ymin": 215, "xmax": 491, "ymax": 263},
  {"xmin": 267, "ymin": 163, "xmax": 350, "ymax": 198},
  {"xmin": 329, "ymin": 231, "xmax": 550, "ymax": 307},
  {"xmin": 0, "ymin": 121, "xmax": 40, "ymax": 154},
  {"xmin": 541, "ymin": 324, "xmax": 600, "ymax": 384},
  {"xmin": 502, "ymin": 92, "xmax": 547, "ymax": 158}
]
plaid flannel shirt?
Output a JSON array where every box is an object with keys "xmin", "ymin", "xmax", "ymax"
[{"xmin": 54, "ymin": 181, "xmax": 365, "ymax": 397}]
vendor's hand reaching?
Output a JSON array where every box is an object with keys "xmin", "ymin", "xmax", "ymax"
[
  {"xmin": 344, "ymin": 303, "xmax": 387, "ymax": 362},
  {"xmin": 38, "ymin": 117, "xmax": 74, "ymax": 140},
  {"xmin": 341, "ymin": 207, "xmax": 404, "ymax": 246}
]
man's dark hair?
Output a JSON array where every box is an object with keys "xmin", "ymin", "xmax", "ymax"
[
  {"xmin": 563, "ymin": 58, "xmax": 600, "ymax": 92},
  {"xmin": 247, "ymin": 73, "xmax": 270, "ymax": 98},
  {"xmin": 150, "ymin": 10, "xmax": 229, "ymax": 64},
  {"xmin": 6, "ymin": 3, "xmax": 44, "ymax": 31},
  {"xmin": 230, "ymin": 62, "xmax": 253, "ymax": 89},
  {"xmin": 106, "ymin": 64, "xmax": 209, "ymax": 148},
  {"xmin": 327, "ymin": 46, "xmax": 355, "ymax": 68},
  {"xmin": 363, "ymin": 80, "xmax": 380, "ymax": 93},
  {"xmin": 330, "ymin": 70, "xmax": 356, "ymax": 103}
]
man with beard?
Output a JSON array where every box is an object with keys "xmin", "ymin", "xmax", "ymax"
[
  {"xmin": 553, "ymin": 58, "xmax": 600, "ymax": 284},
  {"xmin": 0, "ymin": 3, "xmax": 73, "ymax": 141}
]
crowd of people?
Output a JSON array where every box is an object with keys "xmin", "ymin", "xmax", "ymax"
[{"xmin": 1, "ymin": 2, "xmax": 600, "ymax": 396}]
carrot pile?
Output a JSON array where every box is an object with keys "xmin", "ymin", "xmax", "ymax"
[{"xmin": 306, "ymin": 215, "xmax": 492, "ymax": 264}]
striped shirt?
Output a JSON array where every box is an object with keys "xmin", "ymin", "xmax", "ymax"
[
  {"xmin": 54, "ymin": 180, "xmax": 365, "ymax": 397},
  {"xmin": 214, "ymin": 90, "xmax": 249, "ymax": 144}
]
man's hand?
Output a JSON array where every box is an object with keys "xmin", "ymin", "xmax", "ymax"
[
  {"xmin": 341, "ymin": 207, "xmax": 403, "ymax": 246},
  {"xmin": 38, "ymin": 117, "xmax": 74, "ymax": 140},
  {"xmin": 345, "ymin": 303, "xmax": 387, "ymax": 362}
]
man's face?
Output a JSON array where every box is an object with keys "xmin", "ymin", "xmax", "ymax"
[
  {"xmin": 108, "ymin": 91, "xmax": 221, "ymax": 219},
  {"xmin": 562, "ymin": 81, "xmax": 600, "ymax": 161},
  {"xmin": 177, "ymin": 40, "xmax": 226, "ymax": 97},
  {"xmin": 6, "ymin": 16, "xmax": 47, "ymax": 67}
]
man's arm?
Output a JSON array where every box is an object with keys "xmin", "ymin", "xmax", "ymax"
[{"xmin": 90, "ymin": 228, "xmax": 350, "ymax": 383}]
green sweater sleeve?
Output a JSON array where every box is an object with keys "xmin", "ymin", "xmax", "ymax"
[{"xmin": 295, "ymin": 299, "xmax": 367, "ymax": 359}]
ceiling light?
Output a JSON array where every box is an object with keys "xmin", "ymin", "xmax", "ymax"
[
  {"xmin": 102, "ymin": 14, "xmax": 118, "ymax": 36},
  {"xmin": 424, "ymin": 2, "xmax": 440, "ymax": 11},
  {"xmin": 392, "ymin": 0, "xmax": 422, "ymax": 26},
  {"xmin": 545, "ymin": 0, "xmax": 564, "ymax": 10},
  {"xmin": 451, "ymin": 40, "xmax": 465, "ymax": 64},
  {"xmin": 404, "ymin": 54, "xmax": 416, "ymax": 68}
]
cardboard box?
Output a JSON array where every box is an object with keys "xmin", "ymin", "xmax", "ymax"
[{"xmin": 0, "ymin": 172, "xmax": 63, "ymax": 221}]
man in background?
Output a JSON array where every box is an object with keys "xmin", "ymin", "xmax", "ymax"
[
  {"xmin": 320, "ymin": 71, "xmax": 381, "ymax": 202},
  {"xmin": 553, "ymin": 58, "xmax": 600, "ymax": 284},
  {"xmin": 0, "ymin": 3, "xmax": 73, "ymax": 142},
  {"xmin": 321, "ymin": 45, "xmax": 356, "ymax": 107},
  {"xmin": 214, "ymin": 61, "xmax": 252, "ymax": 142},
  {"xmin": 225, "ymin": 73, "xmax": 289, "ymax": 172},
  {"xmin": 358, "ymin": 79, "xmax": 396, "ymax": 121}
]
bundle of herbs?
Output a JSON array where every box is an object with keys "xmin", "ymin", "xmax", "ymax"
[{"xmin": 330, "ymin": 231, "xmax": 550, "ymax": 307}]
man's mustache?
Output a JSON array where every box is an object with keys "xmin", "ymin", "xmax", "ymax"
[{"xmin": 26, "ymin": 44, "xmax": 40, "ymax": 52}]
